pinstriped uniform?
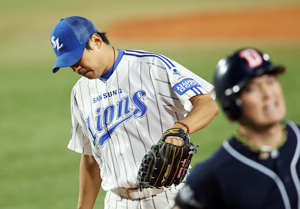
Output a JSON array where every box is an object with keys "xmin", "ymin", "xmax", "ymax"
[{"xmin": 68, "ymin": 49, "xmax": 215, "ymax": 208}]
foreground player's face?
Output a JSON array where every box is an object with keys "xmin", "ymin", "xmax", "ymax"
[
  {"xmin": 238, "ymin": 74, "xmax": 286, "ymax": 128},
  {"xmin": 70, "ymin": 36, "xmax": 107, "ymax": 79}
]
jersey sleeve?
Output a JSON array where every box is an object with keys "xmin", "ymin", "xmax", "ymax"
[
  {"xmin": 156, "ymin": 57, "xmax": 215, "ymax": 113},
  {"xmin": 67, "ymin": 88, "xmax": 93, "ymax": 155}
]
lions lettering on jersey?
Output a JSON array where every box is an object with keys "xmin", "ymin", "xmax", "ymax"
[{"xmin": 87, "ymin": 90, "xmax": 147, "ymax": 147}]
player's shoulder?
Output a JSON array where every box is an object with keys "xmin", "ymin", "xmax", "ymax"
[
  {"xmin": 284, "ymin": 120, "xmax": 300, "ymax": 129},
  {"xmin": 284, "ymin": 120, "xmax": 300, "ymax": 135},
  {"xmin": 284, "ymin": 120, "xmax": 300, "ymax": 141},
  {"xmin": 191, "ymin": 139, "xmax": 235, "ymax": 176},
  {"xmin": 183, "ymin": 143, "xmax": 233, "ymax": 199},
  {"xmin": 124, "ymin": 49, "xmax": 162, "ymax": 58},
  {"xmin": 123, "ymin": 49, "xmax": 174, "ymax": 66}
]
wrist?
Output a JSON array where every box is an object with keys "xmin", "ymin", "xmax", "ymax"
[{"xmin": 174, "ymin": 121, "xmax": 190, "ymax": 134}]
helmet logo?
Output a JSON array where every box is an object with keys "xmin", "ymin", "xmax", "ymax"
[{"xmin": 239, "ymin": 49, "xmax": 263, "ymax": 69}]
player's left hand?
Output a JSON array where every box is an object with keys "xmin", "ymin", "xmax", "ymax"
[
  {"xmin": 165, "ymin": 137, "xmax": 185, "ymax": 146},
  {"xmin": 136, "ymin": 128, "xmax": 198, "ymax": 188}
]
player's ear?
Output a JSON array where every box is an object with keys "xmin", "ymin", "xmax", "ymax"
[{"xmin": 90, "ymin": 33, "xmax": 103, "ymax": 49}]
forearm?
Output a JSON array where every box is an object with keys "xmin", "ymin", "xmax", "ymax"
[
  {"xmin": 78, "ymin": 154, "xmax": 102, "ymax": 209},
  {"xmin": 173, "ymin": 94, "xmax": 219, "ymax": 134}
]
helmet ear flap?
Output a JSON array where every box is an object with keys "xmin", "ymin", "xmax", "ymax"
[{"xmin": 222, "ymin": 94, "xmax": 242, "ymax": 121}]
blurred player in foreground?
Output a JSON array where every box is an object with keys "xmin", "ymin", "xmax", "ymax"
[
  {"xmin": 172, "ymin": 48, "xmax": 300, "ymax": 209},
  {"xmin": 50, "ymin": 16, "xmax": 219, "ymax": 209}
]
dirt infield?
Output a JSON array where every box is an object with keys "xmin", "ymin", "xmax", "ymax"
[{"xmin": 108, "ymin": 6, "xmax": 300, "ymax": 42}]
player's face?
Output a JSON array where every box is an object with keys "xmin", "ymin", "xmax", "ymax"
[
  {"xmin": 238, "ymin": 74, "xmax": 286, "ymax": 129},
  {"xmin": 70, "ymin": 36, "xmax": 108, "ymax": 79},
  {"xmin": 70, "ymin": 50, "xmax": 104, "ymax": 79}
]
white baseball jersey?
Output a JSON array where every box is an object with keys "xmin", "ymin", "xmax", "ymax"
[{"xmin": 68, "ymin": 49, "xmax": 215, "ymax": 191}]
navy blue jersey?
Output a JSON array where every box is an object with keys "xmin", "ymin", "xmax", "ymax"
[{"xmin": 175, "ymin": 120, "xmax": 300, "ymax": 209}]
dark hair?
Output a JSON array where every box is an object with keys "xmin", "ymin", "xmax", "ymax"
[{"xmin": 85, "ymin": 32, "xmax": 110, "ymax": 50}]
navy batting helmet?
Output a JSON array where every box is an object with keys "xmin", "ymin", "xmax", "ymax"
[{"xmin": 213, "ymin": 48, "xmax": 285, "ymax": 121}]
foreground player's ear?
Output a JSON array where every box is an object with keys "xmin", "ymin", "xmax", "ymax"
[{"xmin": 90, "ymin": 33, "xmax": 103, "ymax": 49}]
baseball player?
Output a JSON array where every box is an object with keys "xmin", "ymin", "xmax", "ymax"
[
  {"xmin": 50, "ymin": 16, "xmax": 219, "ymax": 209},
  {"xmin": 172, "ymin": 48, "xmax": 300, "ymax": 209}
]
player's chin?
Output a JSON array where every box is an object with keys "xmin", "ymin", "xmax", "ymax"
[
  {"xmin": 83, "ymin": 71, "xmax": 97, "ymax": 79},
  {"xmin": 260, "ymin": 114, "xmax": 285, "ymax": 128}
]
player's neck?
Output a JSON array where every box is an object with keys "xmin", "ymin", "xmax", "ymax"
[
  {"xmin": 102, "ymin": 45, "xmax": 119, "ymax": 74},
  {"xmin": 112, "ymin": 46, "xmax": 119, "ymax": 62},
  {"xmin": 237, "ymin": 122, "xmax": 284, "ymax": 148}
]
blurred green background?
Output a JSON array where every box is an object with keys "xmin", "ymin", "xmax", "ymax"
[{"xmin": 1, "ymin": 0, "xmax": 300, "ymax": 208}]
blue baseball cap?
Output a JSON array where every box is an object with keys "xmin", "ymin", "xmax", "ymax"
[{"xmin": 50, "ymin": 16, "xmax": 98, "ymax": 73}]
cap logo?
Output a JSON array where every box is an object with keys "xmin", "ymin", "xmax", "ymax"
[
  {"xmin": 239, "ymin": 49, "xmax": 263, "ymax": 69},
  {"xmin": 51, "ymin": 36, "xmax": 63, "ymax": 51}
]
